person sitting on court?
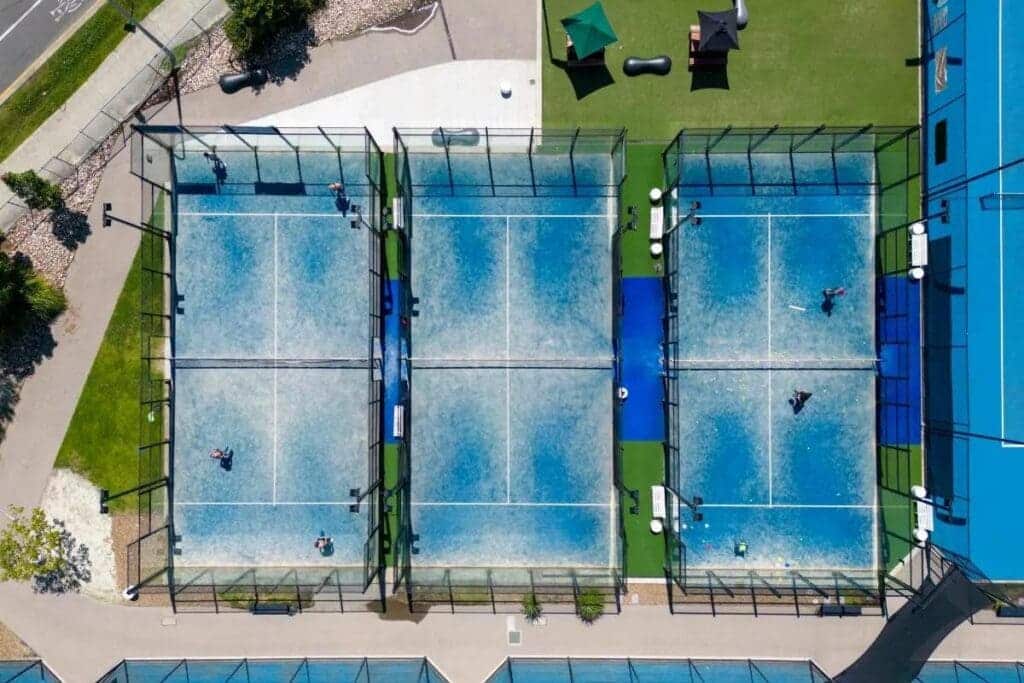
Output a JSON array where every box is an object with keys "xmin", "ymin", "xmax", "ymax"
[
  {"xmin": 314, "ymin": 535, "xmax": 333, "ymax": 555},
  {"xmin": 204, "ymin": 152, "xmax": 227, "ymax": 184}
]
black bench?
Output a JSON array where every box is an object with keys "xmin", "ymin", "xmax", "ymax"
[
  {"xmin": 623, "ymin": 55, "xmax": 672, "ymax": 77},
  {"xmin": 251, "ymin": 602, "xmax": 295, "ymax": 616},
  {"xmin": 820, "ymin": 604, "xmax": 862, "ymax": 617}
]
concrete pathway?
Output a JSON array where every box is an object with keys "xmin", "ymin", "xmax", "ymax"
[{"xmin": 3, "ymin": 581, "xmax": 1024, "ymax": 683}]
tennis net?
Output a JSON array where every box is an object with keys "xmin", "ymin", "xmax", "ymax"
[{"xmin": 173, "ymin": 358, "xmax": 371, "ymax": 369}]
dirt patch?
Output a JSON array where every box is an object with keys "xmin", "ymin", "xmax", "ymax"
[
  {"xmin": 0, "ymin": 621, "xmax": 34, "ymax": 659},
  {"xmin": 624, "ymin": 581, "xmax": 670, "ymax": 606}
]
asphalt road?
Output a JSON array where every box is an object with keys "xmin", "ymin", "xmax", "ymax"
[{"xmin": 0, "ymin": 0, "xmax": 102, "ymax": 96}]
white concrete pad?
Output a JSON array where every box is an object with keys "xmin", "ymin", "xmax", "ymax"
[{"xmin": 247, "ymin": 59, "xmax": 538, "ymax": 149}]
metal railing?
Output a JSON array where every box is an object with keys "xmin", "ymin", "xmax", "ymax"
[{"xmin": 0, "ymin": 0, "xmax": 229, "ymax": 237}]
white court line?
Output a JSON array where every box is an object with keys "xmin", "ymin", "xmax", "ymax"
[
  {"xmin": 176, "ymin": 501, "xmax": 350, "ymax": 506},
  {"xmin": 767, "ymin": 212, "xmax": 773, "ymax": 506},
  {"xmin": 411, "ymin": 213, "xmax": 616, "ymax": 219},
  {"xmin": 671, "ymin": 358, "xmax": 878, "ymax": 364},
  {"xmin": 178, "ymin": 211, "xmax": 346, "ymax": 217},
  {"xmin": 696, "ymin": 213, "xmax": 871, "ymax": 219},
  {"xmin": 410, "ymin": 501, "xmax": 611, "ymax": 508},
  {"xmin": 505, "ymin": 215, "xmax": 512, "ymax": 504},
  {"xmin": 700, "ymin": 504, "xmax": 874, "ymax": 509},
  {"xmin": 1000, "ymin": 0, "xmax": 1009, "ymax": 446},
  {"xmin": 0, "ymin": 0, "xmax": 44, "ymax": 44},
  {"xmin": 272, "ymin": 214, "xmax": 278, "ymax": 505}
]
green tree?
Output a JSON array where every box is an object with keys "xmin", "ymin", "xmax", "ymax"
[
  {"xmin": 1, "ymin": 170, "xmax": 63, "ymax": 211},
  {"xmin": 0, "ymin": 253, "xmax": 67, "ymax": 340},
  {"xmin": 0, "ymin": 507, "xmax": 67, "ymax": 581},
  {"xmin": 223, "ymin": 0, "xmax": 325, "ymax": 57},
  {"xmin": 0, "ymin": 506, "xmax": 90, "ymax": 593}
]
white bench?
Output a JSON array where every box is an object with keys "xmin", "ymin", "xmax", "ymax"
[
  {"xmin": 651, "ymin": 485, "xmax": 666, "ymax": 519},
  {"xmin": 650, "ymin": 206, "xmax": 665, "ymax": 241}
]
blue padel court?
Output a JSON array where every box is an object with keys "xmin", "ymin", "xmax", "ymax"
[
  {"xmin": 666, "ymin": 149, "xmax": 877, "ymax": 571},
  {"xmin": 169, "ymin": 144, "xmax": 378, "ymax": 568},
  {"xmin": 402, "ymin": 148, "xmax": 618, "ymax": 569}
]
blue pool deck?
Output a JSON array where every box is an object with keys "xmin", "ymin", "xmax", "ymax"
[
  {"xmin": 668, "ymin": 152, "xmax": 877, "ymax": 572},
  {"xmin": 406, "ymin": 153, "xmax": 617, "ymax": 568},
  {"xmin": 170, "ymin": 148, "xmax": 375, "ymax": 568}
]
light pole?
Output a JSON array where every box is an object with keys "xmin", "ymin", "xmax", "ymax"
[{"xmin": 105, "ymin": 0, "xmax": 184, "ymax": 126}]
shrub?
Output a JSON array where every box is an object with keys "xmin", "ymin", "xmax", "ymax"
[
  {"xmin": 2, "ymin": 170, "xmax": 63, "ymax": 211},
  {"xmin": 576, "ymin": 588, "xmax": 605, "ymax": 624},
  {"xmin": 0, "ymin": 253, "xmax": 66, "ymax": 338},
  {"xmin": 521, "ymin": 592, "xmax": 543, "ymax": 622},
  {"xmin": 223, "ymin": 0, "xmax": 325, "ymax": 57},
  {"xmin": 0, "ymin": 505, "xmax": 91, "ymax": 593}
]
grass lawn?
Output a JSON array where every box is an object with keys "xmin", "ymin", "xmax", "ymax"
[
  {"xmin": 0, "ymin": 0, "xmax": 164, "ymax": 163},
  {"xmin": 542, "ymin": 0, "xmax": 919, "ymax": 138},
  {"xmin": 620, "ymin": 441, "xmax": 665, "ymax": 578},
  {"xmin": 56, "ymin": 197, "xmax": 164, "ymax": 511}
]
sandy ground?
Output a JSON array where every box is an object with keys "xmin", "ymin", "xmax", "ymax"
[
  {"xmin": 0, "ymin": 620, "xmax": 33, "ymax": 659},
  {"xmin": 41, "ymin": 468, "xmax": 117, "ymax": 602}
]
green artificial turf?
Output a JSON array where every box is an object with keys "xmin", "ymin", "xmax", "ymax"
[
  {"xmin": 541, "ymin": 0, "xmax": 918, "ymax": 138},
  {"xmin": 620, "ymin": 143, "xmax": 665, "ymax": 277},
  {"xmin": 56, "ymin": 202, "xmax": 165, "ymax": 511},
  {"xmin": 879, "ymin": 444, "xmax": 923, "ymax": 573},
  {"xmin": 876, "ymin": 130, "xmax": 923, "ymax": 274},
  {"xmin": 383, "ymin": 152, "xmax": 401, "ymax": 277},
  {"xmin": 0, "ymin": 0, "xmax": 165, "ymax": 163},
  {"xmin": 384, "ymin": 443, "xmax": 400, "ymax": 565},
  {"xmin": 620, "ymin": 441, "xmax": 666, "ymax": 578}
]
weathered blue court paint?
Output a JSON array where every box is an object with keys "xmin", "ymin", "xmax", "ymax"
[
  {"xmin": 619, "ymin": 277, "xmax": 665, "ymax": 441},
  {"xmin": 488, "ymin": 657, "xmax": 832, "ymax": 683}
]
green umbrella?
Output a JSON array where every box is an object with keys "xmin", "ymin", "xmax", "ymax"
[{"xmin": 561, "ymin": 2, "xmax": 618, "ymax": 60}]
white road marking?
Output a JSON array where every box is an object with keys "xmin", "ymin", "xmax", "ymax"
[{"xmin": 0, "ymin": 0, "xmax": 44, "ymax": 44}]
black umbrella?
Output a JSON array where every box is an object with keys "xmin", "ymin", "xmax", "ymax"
[{"xmin": 698, "ymin": 9, "xmax": 740, "ymax": 52}]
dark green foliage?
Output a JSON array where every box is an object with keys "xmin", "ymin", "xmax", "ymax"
[
  {"xmin": 576, "ymin": 588, "xmax": 605, "ymax": 624},
  {"xmin": 2, "ymin": 171, "xmax": 63, "ymax": 211},
  {"xmin": 0, "ymin": 254, "xmax": 66, "ymax": 339},
  {"xmin": 521, "ymin": 592, "xmax": 543, "ymax": 622},
  {"xmin": 223, "ymin": 0, "xmax": 325, "ymax": 57}
]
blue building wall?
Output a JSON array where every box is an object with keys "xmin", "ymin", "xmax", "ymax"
[{"xmin": 922, "ymin": 0, "xmax": 1024, "ymax": 581}]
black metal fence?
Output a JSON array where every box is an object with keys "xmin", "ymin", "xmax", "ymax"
[
  {"xmin": 123, "ymin": 126, "xmax": 386, "ymax": 612},
  {"xmin": 389, "ymin": 128, "xmax": 627, "ymax": 612},
  {"xmin": 661, "ymin": 126, "xmax": 920, "ymax": 616}
]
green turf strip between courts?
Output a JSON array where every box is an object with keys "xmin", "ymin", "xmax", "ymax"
[
  {"xmin": 384, "ymin": 443, "xmax": 400, "ymax": 565},
  {"xmin": 620, "ymin": 144, "xmax": 666, "ymax": 278},
  {"xmin": 879, "ymin": 444, "xmax": 923, "ymax": 574},
  {"xmin": 621, "ymin": 441, "xmax": 666, "ymax": 578}
]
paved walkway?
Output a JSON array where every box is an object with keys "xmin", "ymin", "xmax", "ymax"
[{"xmin": 3, "ymin": 581, "xmax": 1024, "ymax": 683}]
